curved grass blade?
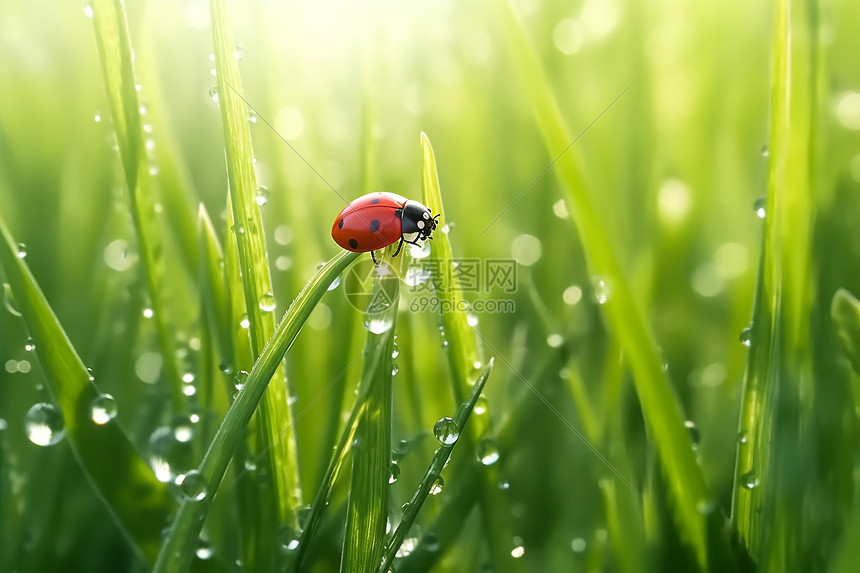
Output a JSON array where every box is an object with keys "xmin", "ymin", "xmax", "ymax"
[
  {"xmin": 379, "ymin": 359, "xmax": 494, "ymax": 573},
  {"xmin": 0, "ymin": 214, "xmax": 176, "ymax": 567},
  {"xmin": 341, "ymin": 269, "xmax": 399, "ymax": 573},
  {"xmin": 91, "ymin": 0, "xmax": 186, "ymax": 408},
  {"xmin": 495, "ymin": 2, "xmax": 711, "ymax": 565},
  {"xmin": 210, "ymin": 0, "xmax": 301, "ymax": 529},
  {"xmin": 153, "ymin": 250, "xmax": 359, "ymax": 573}
]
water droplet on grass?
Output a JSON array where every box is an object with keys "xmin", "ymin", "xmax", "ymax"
[
  {"xmin": 738, "ymin": 431, "xmax": 749, "ymax": 444},
  {"xmin": 24, "ymin": 337, "xmax": 35, "ymax": 351},
  {"xmin": 409, "ymin": 241, "xmax": 431, "ymax": 259},
  {"xmin": 16, "ymin": 243, "xmax": 27, "ymax": 259},
  {"xmin": 364, "ymin": 316, "xmax": 393, "ymax": 334},
  {"xmin": 327, "ymin": 275, "xmax": 342, "ymax": 291},
  {"xmin": 684, "ymin": 420, "xmax": 700, "ymax": 448},
  {"xmin": 739, "ymin": 327, "xmax": 753, "ymax": 347},
  {"xmin": 389, "ymin": 461, "xmax": 400, "ymax": 484},
  {"xmin": 25, "ymin": 403, "xmax": 65, "ymax": 446},
  {"xmin": 739, "ymin": 471, "xmax": 759, "ymax": 489},
  {"xmin": 433, "ymin": 416, "xmax": 460, "ymax": 445},
  {"xmin": 142, "ymin": 307, "xmax": 154, "ymax": 319},
  {"xmin": 195, "ymin": 538, "xmax": 214, "ymax": 560},
  {"xmin": 477, "ymin": 439, "xmax": 500, "ymax": 465},
  {"xmin": 208, "ymin": 85, "xmax": 220, "ymax": 105},
  {"xmin": 91, "ymin": 394, "xmax": 118, "ymax": 425},
  {"xmin": 278, "ymin": 525, "xmax": 300, "ymax": 553},
  {"xmin": 592, "ymin": 276, "xmax": 610, "ymax": 304},
  {"xmin": 547, "ymin": 333, "xmax": 564, "ymax": 348},
  {"xmin": 178, "ymin": 470, "xmax": 207, "ymax": 501},
  {"xmin": 255, "ymin": 185, "xmax": 269, "ymax": 206},
  {"xmin": 429, "ymin": 476, "xmax": 444, "ymax": 495},
  {"xmin": 240, "ymin": 314, "xmax": 250, "ymax": 329},
  {"xmin": 511, "ymin": 540, "xmax": 525, "ymax": 558},
  {"xmin": 391, "ymin": 364, "xmax": 399, "ymax": 376},
  {"xmin": 83, "ymin": 4, "xmax": 94, "ymax": 18},
  {"xmin": 259, "ymin": 293, "xmax": 276, "ymax": 312},
  {"xmin": 467, "ymin": 313, "xmax": 479, "ymax": 327},
  {"xmin": 753, "ymin": 197, "xmax": 766, "ymax": 219}
]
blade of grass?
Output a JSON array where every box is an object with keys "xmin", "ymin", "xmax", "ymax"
[
  {"xmin": 341, "ymin": 265, "xmax": 399, "ymax": 573},
  {"xmin": 495, "ymin": 2, "xmax": 712, "ymax": 566},
  {"xmin": 730, "ymin": 0, "xmax": 818, "ymax": 564},
  {"xmin": 291, "ymin": 255, "xmax": 395, "ymax": 571},
  {"xmin": 210, "ymin": 0, "xmax": 301, "ymax": 529},
  {"xmin": 831, "ymin": 288, "xmax": 860, "ymax": 376},
  {"xmin": 421, "ymin": 132, "xmax": 524, "ymax": 571},
  {"xmin": 379, "ymin": 359, "xmax": 495, "ymax": 573},
  {"xmin": 153, "ymin": 250, "xmax": 359, "ymax": 573},
  {"xmin": 91, "ymin": 0, "xmax": 185, "ymax": 409},
  {"xmin": 0, "ymin": 214, "xmax": 176, "ymax": 567}
]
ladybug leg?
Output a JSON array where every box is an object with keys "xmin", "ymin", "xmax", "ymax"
[
  {"xmin": 371, "ymin": 250, "xmax": 379, "ymax": 265},
  {"xmin": 392, "ymin": 237, "xmax": 404, "ymax": 258}
]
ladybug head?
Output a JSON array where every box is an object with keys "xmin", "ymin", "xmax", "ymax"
[{"xmin": 400, "ymin": 200, "xmax": 440, "ymax": 242}]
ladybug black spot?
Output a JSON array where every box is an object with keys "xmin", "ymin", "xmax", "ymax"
[
  {"xmin": 371, "ymin": 198, "xmax": 380, "ymax": 204},
  {"xmin": 369, "ymin": 219, "xmax": 381, "ymax": 232},
  {"xmin": 338, "ymin": 218, "xmax": 344, "ymax": 229},
  {"xmin": 349, "ymin": 238, "xmax": 358, "ymax": 249}
]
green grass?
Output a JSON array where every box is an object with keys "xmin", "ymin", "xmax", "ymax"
[{"xmin": 2, "ymin": 0, "xmax": 860, "ymax": 572}]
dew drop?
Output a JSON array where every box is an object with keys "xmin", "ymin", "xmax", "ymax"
[
  {"xmin": 547, "ymin": 333, "xmax": 564, "ymax": 348},
  {"xmin": 25, "ymin": 403, "xmax": 65, "ymax": 446},
  {"xmin": 4, "ymin": 283, "xmax": 22, "ymax": 316},
  {"xmin": 473, "ymin": 395, "xmax": 488, "ymax": 415},
  {"xmin": 83, "ymin": 4, "xmax": 94, "ymax": 18},
  {"xmin": 278, "ymin": 524, "xmax": 300, "ymax": 553},
  {"xmin": 182, "ymin": 373, "xmax": 195, "ymax": 383},
  {"xmin": 684, "ymin": 420, "xmax": 700, "ymax": 448},
  {"xmin": 391, "ymin": 364, "xmax": 399, "ymax": 376},
  {"xmin": 255, "ymin": 185, "xmax": 270, "ymax": 206},
  {"xmin": 248, "ymin": 110, "xmax": 258, "ymax": 124},
  {"xmin": 409, "ymin": 241, "xmax": 432, "ymax": 259},
  {"xmin": 148, "ymin": 425, "xmax": 193, "ymax": 483},
  {"xmin": 391, "ymin": 340, "xmax": 400, "ymax": 359},
  {"xmin": 477, "ymin": 438, "xmax": 501, "ymax": 466},
  {"xmin": 433, "ymin": 416, "xmax": 460, "ymax": 445},
  {"xmin": 571, "ymin": 537, "xmax": 587, "ymax": 553},
  {"xmin": 511, "ymin": 539, "xmax": 525, "ymax": 558},
  {"xmin": 208, "ymin": 85, "xmax": 220, "ymax": 105},
  {"xmin": 739, "ymin": 327, "xmax": 753, "ymax": 347},
  {"xmin": 195, "ymin": 538, "xmax": 214, "ymax": 560},
  {"xmin": 738, "ymin": 430, "xmax": 749, "ymax": 444},
  {"xmin": 466, "ymin": 313, "xmax": 479, "ymax": 327},
  {"xmin": 364, "ymin": 316, "xmax": 394, "ymax": 334},
  {"xmin": 761, "ymin": 145, "xmax": 769, "ymax": 158},
  {"xmin": 739, "ymin": 470, "xmax": 759, "ymax": 489},
  {"xmin": 389, "ymin": 461, "xmax": 400, "ymax": 484},
  {"xmin": 753, "ymin": 198, "xmax": 766, "ymax": 219},
  {"xmin": 563, "ymin": 285, "xmax": 583, "ymax": 305},
  {"xmin": 592, "ymin": 276, "xmax": 610, "ymax": 304},
  {"xmin": 91, "ymin": 394, "xmax": 118, "ymax": 425},
  {"xmin": 424, "ymin": 531, "xmax": 440, "ymax": 552},
  {"xmin": 142, "ymin": 307, "xmax": 154, "ymax": 319},
  {"xmin": 327, "ymin": 275, "xmax": 342, "ymax": 291},
  {"xmin": 233, "ymin": 370, "xmax": 249, "ymax": 392},
  {"xmin": 498, "ymin": 480, "xmax": 510, "ymax": 490},
  {"xmin": 259, "ymin": 293, "xmax": 276, "ymax": 312},
  {"xmin": 240, "ymin": 314, "xmax": 250, "ymax": 329},
  {"xmin": 16, "ymin": 243, "xmax": 27, "ymax": 259},
  {"xmin": 429, "ymin": 476, "xmax": 444, "ymax": 495},
  {"xmin": 234, "ymin": 45, "xmax": 244, "ymax": 61},
  {"xmin": 178, "ymin": 470, "xmax": 207, "ymax": 501},
  {"xmin": 94, "ymin": 113, "xmax": 102, "ymax": 123},
  {"xmin": 24, "ymin": 337, "xmax": 35, "ymax": 351}
]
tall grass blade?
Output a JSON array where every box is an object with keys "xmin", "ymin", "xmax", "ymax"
[
  {"xmin": 730, "ymin": 0, "xmax": 818, "ymax": 566},
  {"xmin": 153, "ymin": 250, "xmax": 359, "ymax": 573},
  {"xmin": 379, "ymin": 359, "xmax": 495, "ymax": 573},
  {"xmin": 495, "ymin": 1, "xmax": 712, "ymax": 566},
  {"xmin": 0, "ymin": 215, "xmax": 175, "ymax": 567},
  {"xmin": 831, "ymin": 288, "xmax": 860, "ymax": 375},
  {"xmin": 341, "ymin": 268, "xmax": 399, "ymax": 573},
  {"xmin": 420, "ymin": 132, "xmax": 524, "ymax": 570},
  {"xmin": 91, "ymin": 0, "xmax": 186, "ymax": 408}
]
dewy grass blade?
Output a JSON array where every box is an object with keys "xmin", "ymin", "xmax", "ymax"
[
  {"xmin": 210, "ymin": 0, "xmax": 301, "ymax": 527},
  {"xmin": 153, "ymin": 250, "xmax": 359, "ymax": 573},
  {"xmin": 0, "ymin": 215, "xmax": 177, "ymax": 568},
  {"xmin": 91, "ymin": 0, "xmax": 186, "ymax": 408},
  {"xmin": 494, "ymin": 1, "xmax": 717, "ymax": 566},
  {"xmin": 731, "ymin": 0, "xmax": 818, "ymax": 564},
  {"xmin": 420, "ymin": 132, "xmax": 524, "ymax": 571},
  {"xmin": 379, "ymin": 359, "xmax": 495, "ymax": 573},
  {"xmin": 342, "ymin": 267, "xmax": 399, "ymax": 573}
]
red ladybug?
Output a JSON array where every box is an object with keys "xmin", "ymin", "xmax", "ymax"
[{"xmin": 331, "ymin": 192, "xmax": 440, "ymax": 264}]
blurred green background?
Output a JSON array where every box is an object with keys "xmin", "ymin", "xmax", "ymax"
[{"xmin": 2, "ymin": 0, "xmax": 860, "ymax": 571}]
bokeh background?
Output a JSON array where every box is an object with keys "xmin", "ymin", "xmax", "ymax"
[{"xmin": 2, "ymin": 0, "xmax": 860, "ymax": 571}]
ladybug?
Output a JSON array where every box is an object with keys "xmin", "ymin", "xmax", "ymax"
[{"xmin": 331, "ymin": 192, "xmax": 440, "ymax": 264}]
